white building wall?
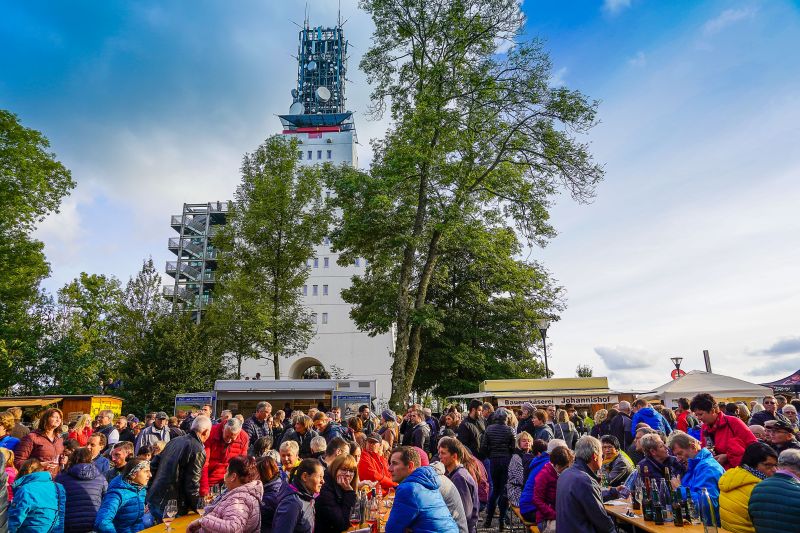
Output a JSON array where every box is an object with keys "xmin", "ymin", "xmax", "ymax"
[{"xmin": 240, "ymin": 127, "xmax": 394, "ymax": 405}]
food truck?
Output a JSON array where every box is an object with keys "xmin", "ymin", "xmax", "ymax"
[{"xmin": 0, "ymin": 395, "xmax": 123, "ymax": 422}]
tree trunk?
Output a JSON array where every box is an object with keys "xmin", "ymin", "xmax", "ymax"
[{"xmin": 272, "ymin": 332, "xmax": 281, "ymax": 380}]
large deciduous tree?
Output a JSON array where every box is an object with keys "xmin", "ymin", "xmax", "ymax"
[
  {"xmin": 330, "ymin": 0, "xmax": 603, "ymax": 408},
  {"xmin": 212, "ymin": 135, "xmax": 331, "ymax": 379}
]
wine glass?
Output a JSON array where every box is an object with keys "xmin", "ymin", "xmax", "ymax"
[
  {"xmin": 163, "ymin": 499, "xmax": 178, "ymax": 531},
  {"xmin": 349, "ymin": 501, "xmax": 363, "ymax": 528},
  {"xmin": 196, "ymin": 497, "xmax": 206, "ymax": 517}
]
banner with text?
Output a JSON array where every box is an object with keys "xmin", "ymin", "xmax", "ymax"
[{"xmin": 497, "ymin": 394, "xmax": 619, "ymax": 408}]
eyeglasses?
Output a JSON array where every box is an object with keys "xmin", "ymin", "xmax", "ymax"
[
  {"xmin": 759, "ymin": 461, "xmax": 778, "ymax": 470},
  {"xmin": 764, "ymin": 401, "xmax": 776, "ymax": 404},
  {"xmin": 341, "ymin": 469, "xmax": 356, "ymax": 475}
]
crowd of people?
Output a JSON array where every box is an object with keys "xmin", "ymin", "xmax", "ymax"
[{"xmin": 0, "ymin": 393, "xmax": 797, "ymax": 532}]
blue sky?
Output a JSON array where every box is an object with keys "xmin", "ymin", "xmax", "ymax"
[{"xmin": 3, "ymin": 0, "xmax": 799, "ymax": 390}]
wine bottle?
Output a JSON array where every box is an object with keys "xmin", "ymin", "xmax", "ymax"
[
  {"xmin": 672, "ymin": 488, "xmax": 685, "ymax": 527},
  {"xmin": 642, "ymin": 467, "xmax": 654, "ymax": 521},
  {"xmin": 653, "ymin": 487, "xmax": 665, "ymax": 525},
  {"xmin": 659, "ymin": 478, "xmax": 673, "ymax": 522}
]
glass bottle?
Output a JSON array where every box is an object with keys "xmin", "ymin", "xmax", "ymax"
[
  {"xmin": 652, "ymin": 486, "xmax": 665, "ymax": 525},
  {"xmin": 659, "ymin": 478, "xmax": 673, "ymax": 522},
  {"xmin": 672, "ymin": 488, "xmax": 685, "ymax": 527},
  {"xmin": 642, "ymin": 467, "xmax": 654, "ymax": 521}
]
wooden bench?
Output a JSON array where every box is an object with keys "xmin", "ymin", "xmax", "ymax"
[{"xmin": 510, "ymin": 506, "xmax": 539, "ymax": 533}]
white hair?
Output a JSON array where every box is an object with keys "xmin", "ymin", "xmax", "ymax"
[
  {"xmin": 310, "ymin": 436, "xmax": 327, "ymax": 453},
  {"xmin": 546, "ymin": 439, "xmax": 568, "ymax": 454},
  {"xmin": 778, "ymin": 449, "xmax": 800, "ymax": 473},
  {"xmin": 225, "ymin": 418, "xmax": 242, "ymax": 431},
  {"xmin": 618, "ymin": 401, "xmax": 631, "ymax": 413},
  {"xmin": 191, "ymin": 415, "xmax": 213, "ymax": 433},
  {"xmin": 574, "ymin": 436, "xmax": 601, "ymax": 462}
]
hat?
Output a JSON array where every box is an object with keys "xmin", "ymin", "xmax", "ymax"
[
  {"xmin": 767, "ymin": 420, "xmax": 795, "ymax": 433},
  {"xmin": 366, "ymin": 432, "xmax": 383, "ymax": 443},
  {"xmin": 495, "ymin": 407, "xmax": 509, "ymax": 421},
  {"xmin": 381, "ymin": 409, "xmax": 397, "ymax": 422},
  {"xmin": 128, "ymin": 416, "xmax": 140, "ymax": 424},
  {"xmin": 521, "ymin": 402, "xmax": 536, "ymax": 413},
  {"xmin": 156, "ymin": 411, "xmax": 168, "ymax": 420}
]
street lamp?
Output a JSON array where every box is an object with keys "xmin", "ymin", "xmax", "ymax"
[
  {"xmin": 670, "ymin": 356, "xmax": 683, "ymax": 379},
  {"xmin": 536, "ymin": 318, "xmax": 551, "ymax": 378}
]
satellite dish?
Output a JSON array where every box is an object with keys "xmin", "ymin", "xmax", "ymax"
[
  {"xmin": 316, "ymin": 86, "xmax": 331, "ymax": 102},
  {"xmin": 291, "ymin": 89, "xmax": 298, "ymax": 99},
  {"xmin": 306, "ymin": 61, "xmax": 317, "ymax": 72},
  {"xmin": 289, "ymin": 102, "xmax": 305, "ymax": 115}
]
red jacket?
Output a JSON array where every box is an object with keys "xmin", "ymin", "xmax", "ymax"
[
  {"xmin": 533, "ymin": 462, "xmax": 558, "ymax": 522},
  {"xmin": 200, "ymin": 423, "xmax": 250, "ymax": 495},
  {"xmin": 14, "ymin": 430, "xmax": 64, "ymax": 470},
  {"xmin": 357, "ymin": 449, "xmax": 397, "ymax": 491},
  {"xmin": 68, "ymin": 427, "xmax": 93, "ymax": 446},
  {"xmin": 676, "ymin": 410, "xmax": 690, "ymax": 432},
  {"xmin": 700, "ymin": 413, "xmax": 757, "ymax": 470}
]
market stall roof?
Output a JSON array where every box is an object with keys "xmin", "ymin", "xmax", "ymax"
[
  {"xmin": 760, "ymin": 369, "xmax": 800, "ymax": 393},
  {"xmin": 0, "ymin": 397, "xmax": 63, "ymax": 408},
  {"xmin": 638, "ymin": 370, "xmax": 772, "ymax": 405}
]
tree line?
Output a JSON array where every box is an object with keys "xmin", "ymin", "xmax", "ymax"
[{"xmin": 0, "ymin": 0, "xmax": 603, "ymax": 411}]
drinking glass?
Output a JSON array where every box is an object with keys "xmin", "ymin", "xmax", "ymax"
[
  {"xmin": 163, "ymin": 499, "xmax": 178, "ymax": 531},
  {"xmin": 350, "ymin": 502, "xmax": 363, "ymax": 527},
  {"xmin": 196, "ymin": 497, "xmax": 206, "ymax": 517}
]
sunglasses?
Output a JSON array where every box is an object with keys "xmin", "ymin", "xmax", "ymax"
[{"xmin": 764, "ymin": 401, "xmax": 776, "ymax": 404}]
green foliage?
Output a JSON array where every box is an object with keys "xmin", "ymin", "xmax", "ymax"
[
  {"xmin": 117, "ymin": 313, "xmax": 226, "ymax": 414},
  {"xmin": 211, "ymin": 135, "xmax": 331, "ymax": 378},
  {"xmin": 333, "ymin": 0, "xmax": 603, "ymax": 408},
  {"xmin": 576, "ymin": 364, "xmax": 593, "ymax": 378}
]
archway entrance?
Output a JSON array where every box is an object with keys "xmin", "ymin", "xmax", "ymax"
[{"xmin": 288, "ymin": 357, "xmax": 327, "ymax": 379}]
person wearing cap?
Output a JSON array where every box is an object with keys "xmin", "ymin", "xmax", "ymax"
[
  {"xmin": 691, "ymin": 393, "xmax": 756, "ymax": 470},
  {"xmin": 359, "ymin": 433, "xmax": 398, "ymax": 491},
  {"xmin": 479, "ymin": 407, "xmax": 515, "ymax": 530},
  {"xmin": 765, "ymin": 419, "xmax": 800, "ymax": 454},
  {"xmin": 134, "ymin": 411, "xmax": 171, "ymax": 454},
  {"xmin": 517, "ymin": 403, "xmax": 537, "ymax": 437},
  {"xmin": 379, "ymin": 409, "xmax": 399, "ymax": 450}
]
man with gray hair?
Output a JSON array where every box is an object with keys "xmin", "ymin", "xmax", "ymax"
[
  {"xmin": 148, "ymin": 415, "xmax": 212, "ymax": 521},
  {"xmin": 555, "ymin": 435, "xmax": 616, "ymax": 531},
  {"xmin": 748, "ymin": 448, "xmax": 800, "ymax": 529},
  {"xmin": 200, "ymin": 417, "xmax": 249, "ymax": 495},
  {"xmin": 310, "ymin": 435, "xmax": 328, "ymax": 458},
  {"xmin": 243, "ymin": 401, "xmax": 272, "ymax": 453},
  {"xmin": 610, "ymin": 400, "xmax": 633, "ymax": 451},
  {"xmin": 638, "ymin": 432, "xmax": 685, "ymax": 481}
]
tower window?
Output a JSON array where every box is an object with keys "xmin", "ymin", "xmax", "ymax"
[
  {"xmin": 317, "ymin": 150, "xmax": 322, "ymax": 159},
  {"xmin": 313, "ymin": 258, "xmax": 319, "ymax": 268},
  {"xmin": 322, "ymin": 312, "xmax": 328, "ymax": 324},
  {"xmin": 303, "ymin": 285, "xmax": 307, "ymax": 296},
  {"xmin": 354, "ymin": 258, "xmax": 361, "ymax": 267},
  {"xmin": 312, "ymin": 284, "xmax": 318, "ymax": 296},
  {"xmin": 323, "ymin": 284, "xmax": 328, "ymax": 296},
  {"xmin": 325, "ymin": 191, "xmax": 331, "ymax": 199},
  {"xmin": 307, "ymin": 150, "xmax": 312, "ymax": 159},
  {"xmin": 323, "ymin": 257, "xmax": 329, "ymax": 268},
  {"xmin": 327, "ymin": 150, "xmax": 332, "ymax": 159},
  {"xmin": 311, "ymin": 313, "xmax": 317, "ymax": 323}
]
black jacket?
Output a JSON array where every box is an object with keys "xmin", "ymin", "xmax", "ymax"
[
  {"xmin": 411, "ymin": 423, "xmax": 431, "ymax": 452},
  {"xmin": 314, "ymin": 469, "xmax": 356, "ymax": 533},
  {"xmin": 0, "ymin": 450, "xmax": 8, "ymax": 533},
  {"xmin": 147, "ymin": 431, "xmax": 206, "ymax": 515},
  {"xmin": 456, "ymin": 417, "xmax": 485, "ymax": 459},
  {"xmin": 517, "ymin": 418, "xmax": 536, "ymax": 438},
  {"xmin": 118, "ymin": 428, "xmax": 136, "ymax": 443},
  {"xmin": 280, "ymin": 429, "xmax": 320, "ymax": 459},
  {"xmin": 609, "ymin": 413, "xmax": 632, "ymax": 451},
  {"xmin": 479, "ymin": 422, "xmax": 515, "ymax": 460}
]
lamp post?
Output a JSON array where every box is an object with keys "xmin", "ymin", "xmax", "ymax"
[
  {"xmin": 536, "ymin": 318, "xmax": 551, "ymax": 378},
  {"xmin": 670, "ymin": 356, "xmax": 683, "ymax": 379}
]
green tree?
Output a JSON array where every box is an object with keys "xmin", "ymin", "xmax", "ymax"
[
  {"xmin": 117, "ymin": 258, "xmax": 169, "ymax": 358},
  {"xmin": 331, "ymin": 0, "xmax": 603, "ymax": 408},
  {"xmin": 410, "ymin": 223, "xmax": 562, "ymax": 397},
  {"xmin": 118, "ymin": 313, "xmax": 225, "ymax": 414},
  {"xmin": 0, "ymin": 109, "xmax": 75, "ymax": 390},
  {"xmin": 213, "ymin": 135, "xmax": 331, "ymax": 379},
  {"xmin": 576, "ymin": 364, "xmax": 593, "ymax": 377}
]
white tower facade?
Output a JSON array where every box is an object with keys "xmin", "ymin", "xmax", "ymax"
[{"xmin": 240, "ymin": 23, "xmax": 394, "ymax": 404}]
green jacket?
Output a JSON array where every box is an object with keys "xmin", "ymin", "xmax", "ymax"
[{"xmin": 748, "ymin": 470, "xmax": 800, "ymax": 533}]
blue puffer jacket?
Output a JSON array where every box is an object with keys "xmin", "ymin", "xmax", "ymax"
[
  {"xmin": 318, "ymin": 423, "xmax": 348, "ymax": 444},
  {"xmin": 519, "ymin": 453, "xmax": 549, "ymax": 515},
  {"xmin": 631, "ymin": 407, "xmax": 669, "ymax": 436},
  {"xmin": 260, "ymin": 476, "xmax": 283, "ymax": 533},
  {"xmin": 679, "ymin": 448, "xmax": 724, "ymax": 524},
  {"xmin": 271, "ymin": 480, "xmax": 315, "ymax": 533},
  {"xmin": 9, "ymin": 471, "xmax": 66, "ymax": 533},
  {"xmin": 748, "ymin": 471, "xmax": 800, "ymax": 533},
  {"xmin": 56, "ymin": 462, "xmax": 108, "ymax": 532},
  {"xmin": 94, "ymin": 475, "xmax": 146, "ymax": 533},
  {"xmin": 386, "ymin": 466, "xmax": 459, "ymax": 533}
]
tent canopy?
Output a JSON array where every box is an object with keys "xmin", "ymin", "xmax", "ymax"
[
  {"xmin": 760, "ymin": 369, "xmax": 800, "ymax": 393},
  {"xmin": 638, "ymin": 370, "xmax": 772, "ymax": 405}
]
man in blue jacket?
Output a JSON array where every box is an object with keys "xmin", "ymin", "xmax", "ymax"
[
  {"xmin": 386, "ymin": 446, "xmax": 459, "ymax": 533},
  {"xmin": 555, "ymin": 436, "xmax": 616, "ymax": 532},
  {"xmin": 631, "ymin": 399, "xmax": 671, "ymax": 436},
  {"xmin": 667, "ymin": 430, "xmax": 724, "ymax": 523}
]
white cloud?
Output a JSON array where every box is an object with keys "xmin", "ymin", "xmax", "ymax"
[
  {"xmin": 702, "ymin": 7, "xmax": 757, "ymax": 36},
  {"xmin": 594, "ymin": 346, "xmax": 653, "ymax": 370},
  {"xmin": 748, "ymin": 355, "xmax": 800, "ymax": 377},
  {"xmin": 550, "ymin": 66, "xmax": 568, "ymax": 87},
  {"xmin": 628, "ymin": 51, "xmax": 646, "ymax": 67},
  {"xmin": 603, "ymin": 0, "xmax": 632, "ymax": 15}
]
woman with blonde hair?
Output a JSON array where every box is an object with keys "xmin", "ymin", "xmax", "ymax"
[
  {"xmin": 68, "ymin": 413, "xmax": 93, "ymax": 446},
  {"xmin": 0, "ymin": 411, "xmax": 20, "ymax": 451},
  {"xmin": 553, "ymin": 410, "xmax": 579, "ymax": 449},
  {"xmin": 315, "ymin": 454, "xmax": 359, "ymax": 533},
  {"xmin": 590, "ymin": 409, "xmax": 609, "ymax": 438},
  {"xmin": 737, "ymin": 403, "xmax": 751, "ymax": 425}
]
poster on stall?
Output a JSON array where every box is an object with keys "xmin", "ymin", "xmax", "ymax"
[
  {"xmin": 174, "ymin": 392, "xmax": 216, "ymax": 418},
  {"xmin": 332, "ymin": 392, "xmax": 372, "ymax": 419}
]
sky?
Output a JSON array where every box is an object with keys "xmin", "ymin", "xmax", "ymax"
[{"xmin": 2, "ymin": 0, "xmax": 799, "ymax": 392}]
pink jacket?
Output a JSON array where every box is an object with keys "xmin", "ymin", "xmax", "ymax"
[
  {"xmin": 533, "ymin": 462, "xmax": 558, "ymax": 523},
  {"xmin": 194, "ymin": 479, "xmax": 264, "ymax": 533}
]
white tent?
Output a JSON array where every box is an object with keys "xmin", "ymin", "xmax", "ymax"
[{"xmin": 638, "ymin": 370, "xmax": 773, "ymax": 406}]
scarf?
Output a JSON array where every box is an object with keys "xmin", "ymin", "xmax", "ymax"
[
  {"xmin": 602, "ymin": 450, "xmax": 619, "ymax": 466},
  {"xmin": 741, "ymin": 464, "xmax": 767, "ymax": 481}
]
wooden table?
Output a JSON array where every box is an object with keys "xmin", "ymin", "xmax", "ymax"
[
  {"xmin": 604, "ymin": 499, "xmax": 733, "ymax": 533},
  {"xmin": 141, "ymin": 513, "xmax": 198, "ymax": 532}
]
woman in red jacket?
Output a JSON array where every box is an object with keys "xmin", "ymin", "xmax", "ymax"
[
  {"xmin": 67, "ymin": 414, "xmax": 93, "ymax": 446},
  {"xmin": 690, "ymin": 393, "xmax": 757, "ymax": 470},
  {"xmin": 358, "ymin": 433, "xmax": 397, "ymax": 491},
  {"xmin": 533, "ymin": 446, "xmax": 574, "ymax": 533},
  {"xmin": 14, "ymin": 407, "xmax": 65, "ymax": 473}
]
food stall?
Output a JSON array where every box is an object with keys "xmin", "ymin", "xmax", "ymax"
[{"xmin": 0, "ymin": 395, "xmax": 123, "ymax": 421}]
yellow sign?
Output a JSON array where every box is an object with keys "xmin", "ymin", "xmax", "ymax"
[{"xmin": 90, "ymin": 397, "xmax": 122, "ymax": 418}]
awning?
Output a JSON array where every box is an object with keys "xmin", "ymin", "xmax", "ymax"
[{"xmin": 0, "ymin": 397, "xmax": 63, "ymax": 408}]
